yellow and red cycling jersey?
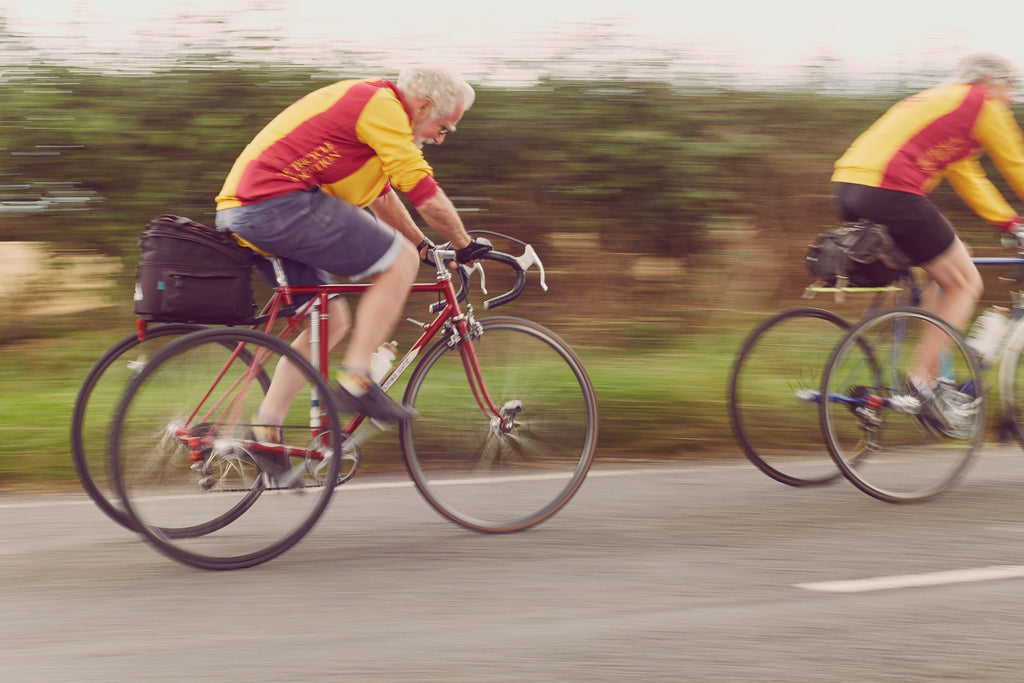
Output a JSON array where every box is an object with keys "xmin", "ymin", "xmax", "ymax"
[
  {"xmin": 833, "ymin": 83, "xmax": 1024, "ymax": 229},
  {"xmin": 216, "ymin": 79, "xmax": 438, "ymax": 210}
]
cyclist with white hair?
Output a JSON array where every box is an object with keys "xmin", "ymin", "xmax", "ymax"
[
  {"xmin": 832, "ymin": 52, "xmax": 1024, "ymax": 431},
  {"xmin": 216, "ymin": 65, "xmax": 491, "ymax": 437}
]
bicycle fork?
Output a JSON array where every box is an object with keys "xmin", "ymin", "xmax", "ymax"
[{"xmin": 451, "ymin": 318, "xmax": 518, "ymax": 433}]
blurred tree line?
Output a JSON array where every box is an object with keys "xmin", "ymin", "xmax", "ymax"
[
  {"xmin": 0, "ymin": 54, "xmax": 926, "ymax": 261},
  {"xmin": 3, "ymin": 32, "xmax": 1019, "ymax": 329},
  {"xmin": 8, "ymin": 26, "xmax": 1024, "ymax": 467}
]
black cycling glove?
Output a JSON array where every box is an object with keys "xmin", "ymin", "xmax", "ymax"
[
  {"xmin": 417, "ymin": 238, "xmax": 436, "ymax": 266},
  {"xmin": 455, "ymin": 237, "xmax": 493, "ymax": 264}
]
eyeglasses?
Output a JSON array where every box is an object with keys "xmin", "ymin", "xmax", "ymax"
[{"xmin": 438, "ymin": 121, "xmax": 456, "ymax": 136}]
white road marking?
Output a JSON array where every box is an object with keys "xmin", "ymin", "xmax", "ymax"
[
  {"xmin": 0, "ymin": 465, "xmax": 730, "ymax": 510},
  {"xmin": 795, "ymin": 565, "xmax": 1024, "ymax": 593}
]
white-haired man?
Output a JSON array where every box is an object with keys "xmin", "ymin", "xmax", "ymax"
[
  {"xmin": 832, "ymin": 52, "xmax": 1024, "ymax": 432},
  {"xmin": 216, "ymin": 65, "xmax": 491, "ymax": 436}
]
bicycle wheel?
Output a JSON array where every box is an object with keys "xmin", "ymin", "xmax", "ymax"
[
  {"xmin": 109, "ymin": 328, "xmax": 344, "ymax": 569},
  {"xmin": 72, "ymin": 323, "xmax": 208, "ymax": 531},
  {"xmin": 400, "ymin": 316, "xmax": 598, "ymax": 533},
  {"xmin": 729, "ymin": 308, "xmax": 851, "ymax": 486},
  {"xmin": 820, "ymin": 306, "xmax": 984, "ymax": 503}
]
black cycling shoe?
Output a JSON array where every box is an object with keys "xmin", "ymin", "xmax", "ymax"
[
  {"xmin": 249, "ymin": 452, "xmax": 305, "ymax": 489},
  {"xmin": 332, "ymin": 380, "xmax": 419, "ymax": 423},
  {"xmin": 245, "ymin": 416, "xmax": 305, "ymax": 488}
]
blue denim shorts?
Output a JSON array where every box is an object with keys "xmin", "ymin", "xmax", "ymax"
[{"xmin": 215, "ymin": 187, "xmax": 403, "ymax": 289}]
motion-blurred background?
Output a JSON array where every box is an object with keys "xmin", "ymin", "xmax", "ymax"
[{"xmin": 2, "ymin": 0, "xmax": 1021, "ymax": 486}]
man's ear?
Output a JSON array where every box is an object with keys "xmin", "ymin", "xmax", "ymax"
[{"xmin": 412, "ymin": 97, "xmax": 434, "ymax": 122}]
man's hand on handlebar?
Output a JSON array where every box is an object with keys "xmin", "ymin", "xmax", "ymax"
[
  {"xmin": 420, "ymin": 231, "xmax": 543, "ymax": 312},
  {"xmin": 417, "ymin": 238, "xmax": 437, "ymax": 266},
  {"xmin": 1000, "ymin": 219, "xmax": 1024, "ymax": 250},
  {"xmin": 1013, "ymin": 221, "xmax": 1024, "ymax": 246},
  {"xmin": 417, "ymin": 237, "xmax": 493, "ymax": 267},
  {"xmin": 418, "ymin": 237, "xmax": 461, "ymax": 270},
  {"xmin": 455, "ymin": 237, "xmax": 493, "ymax": 264}
]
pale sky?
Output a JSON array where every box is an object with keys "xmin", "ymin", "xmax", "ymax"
[{"xmin": 3, "ymin": 0, "xmax": 1022, "ymax": 87}]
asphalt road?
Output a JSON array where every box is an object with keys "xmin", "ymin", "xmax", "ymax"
[{"xmin": 5, "ymin": 448, "xmax": 1024, "ymax": 682}]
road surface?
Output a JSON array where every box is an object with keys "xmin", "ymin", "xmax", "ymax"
[{"xmin": 4, "ymin": 449, "xmax": 1024, "ymax": 681}]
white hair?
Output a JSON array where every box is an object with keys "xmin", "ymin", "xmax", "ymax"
[
  {"xmin": 945, "ymin": 52, "xmax": 1017, "ymax": 85},
  {"xmin": 397, "ymin": 65, "xmax": 475, "ymax": 118}
]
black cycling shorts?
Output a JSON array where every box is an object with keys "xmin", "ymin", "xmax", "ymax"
[{"xmin": 832, "ymin": 182, "xmax": 956, "ymax": 265}]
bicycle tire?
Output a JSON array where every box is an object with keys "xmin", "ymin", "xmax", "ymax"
[
  {"xmin": 71, "ymin": 323, "xmax": 210, "ymax": 531},
  {"xmin": 820, "ymin": 306, "xmax": 984, "ymax": 503},
  {"xmin": 399, "ymin": 316, "xmax": 598, "ymax": 533},
  {"xmin": 110, "ymin": 328, "xmax": 273, "ymax": 545},
  {"xmin": 109, "ymin": 328, "xmax": 344, "ymax": 569},
  {"xmin": 729, "ymin": 308, "xmax": 853, "ymax": 486}
]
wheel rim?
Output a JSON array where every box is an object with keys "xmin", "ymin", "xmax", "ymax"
[
  {"xmin": 821, "ymin": 308, "xmax": 983, "ymax": 502},
  {"xmin": 111, "ymin": 328, "xmax": 343, "ymax": 569},
  {"xmin": 400, "ymin": 317, "xmax": 598, "ymax": 532}
]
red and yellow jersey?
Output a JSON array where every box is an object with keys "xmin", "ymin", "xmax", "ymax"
[
  {"xmin": 216, "ymin": 79, "xmax": 438, "ymax": 210},
  {"xmin": 833, "ymin": 83, "xmax": 1024, "ymax": 227}
]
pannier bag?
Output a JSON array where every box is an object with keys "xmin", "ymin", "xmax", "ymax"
[
  {"xmin": 134, "ymin": 214, "xmax": 258, "ymax": 324},
  {"xmin": 804, "ymin": 221, "xmax": 911, "ymax": 288}
]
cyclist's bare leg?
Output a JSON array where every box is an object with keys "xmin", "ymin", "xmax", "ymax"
[
  {"xmin": 254, "ymin": 242, "xmax": 418, "ymax": 427},
  {"xmin": 911, "ymin": 237, "xmax": 983, "ymax": 383},
  {"xmin": 256, "ymin": 296, "xmax": 351, "ymax": 426},
  {"xmin": 341, "ymin": 240, "xmax": 419, "ymax": 376}
]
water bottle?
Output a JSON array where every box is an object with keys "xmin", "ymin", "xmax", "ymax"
[
  {"xmin": 966, "ymin": 307, "xmax": 1009, "ymax": 364},
  {"xmin": 346, "ymin": 341, "xmax": 400, "ymax": 440},
  {"xmin": 369, "ymin": 341, "xmax": 398, "ymax": 384}
]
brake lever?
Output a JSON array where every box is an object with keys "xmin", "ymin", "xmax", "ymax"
[
  {"xmin": 466, "ymin": 262, "xmax": 487, "ymax": 294},
  {"xmin": 514, "ymin": 245, "xmax": 548, "ymax": 291},
  {"xmin": 470, "ymin": 245, "xmax": 547, "ymax": 297}
]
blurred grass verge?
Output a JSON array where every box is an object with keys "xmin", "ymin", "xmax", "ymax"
[
  {"xmin": 4, "ymin": 218, "xmax": 1021, "ymax": 491},
  {"xmin": 0, "ymin": 308, "xmax": 753, "ymax": 491}
]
